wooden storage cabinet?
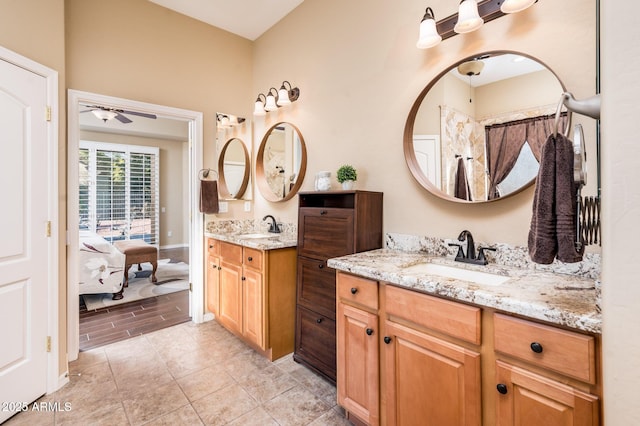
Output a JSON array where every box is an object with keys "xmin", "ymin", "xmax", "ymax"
[
  {"xmin": 207, "ymin": 238, "xmax": 296, "ymax": 360},
  {"xmin": 294, "ymin": 190, "xmax": 383, "ymax": 383}
]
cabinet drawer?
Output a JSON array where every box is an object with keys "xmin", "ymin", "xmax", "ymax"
[
  {"xmin": 220, "ymin": 241, "xmax": 242, "ymax": 264},
  {"xmin": 297, "ymin": 256, "xmax": 336, "ymax": 320},
  {"xmin": 385, "ymin": 285, "xmax": 481, "ymax": 345},
  {"xmin": 337, "ymin": 272, "xmax": 378, "ymax": 311},
  {"xmin": 297, "ymin": 207, "xmax": 354, "ymax": 259},
  {"xmin": 493, "ymin": 313, "xmax": 596, "ymax": 384},
  {"xmin": 295, "ymin": 305, "xmax": 337, "ymax": 381},
  {"xmin": 207, "ymin": 238, "xmax": 220, "ymax": 256},
  {"xmin": 243, "ymin": 247, "xmax": 263, "ymax": 271}
]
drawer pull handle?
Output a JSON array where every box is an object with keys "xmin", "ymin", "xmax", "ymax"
[
  {"xmin": 530, "ymin": 342, "xmax": 544, "ymax": 353},
  {"xmin": 366, "ymin": 328, "xmax": 374, "ymax": 336},
  {"xmin": 318, "ymin": 263, "xmax": 324, "ymax": 269},
  {"xmin": 350, "ymin": 288, "xmax": 358, "ymax": 295},
  {"xmin": 496, "ymin": 384, "xmax": 508, "ymax": 395},
  {"xmin": 247, "ymin": 256, "xmax": 253, "ymax": 262},
  {"xmin": 316, "ymin": 318, "xmax": 323, "ymax": 324},
  {"xmin": 384, "ymin": 336, "xmax": 392, "ymax": 344}
]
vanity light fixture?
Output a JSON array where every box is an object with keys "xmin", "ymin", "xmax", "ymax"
[
  {"xmin": 253, "ymin": 81, "xmax": 301, "ymax": 115},
  {"xmin": 217, "ymin": 113, "xmax": 245, "ymax": 128},
  {"xmin": 416, "ymin": 0, "xmax": 537, "ymax": 49}
]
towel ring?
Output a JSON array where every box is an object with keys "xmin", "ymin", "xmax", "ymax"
[
  {"xmin": 198, "ymin": 168, "xmax": 218, "ymax": 181},
  {"xmin": 554, "ymin": 93, "xmax": 572, "ymax": 138}
]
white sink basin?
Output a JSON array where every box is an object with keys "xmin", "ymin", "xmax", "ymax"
[
  {"xmin": 237, "ymin": 233, "xmax": 277, "ymax": 239},
  {"xmin": 402, "ymin": 263, "xmax": 510, "ymax": 286}
]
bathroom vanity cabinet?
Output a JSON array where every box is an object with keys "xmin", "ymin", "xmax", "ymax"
[
  {"xmin": 294, "ymin": 190, "xmax": 383, "ymax": 383},
  {"xmin": 336, "ymin": 271, "xmax": 601, "ymax": 426},
  {"xmin": 206, "ymin": 237, "xmax": 297, "ymax": 361}
]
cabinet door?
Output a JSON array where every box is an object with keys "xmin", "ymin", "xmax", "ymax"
[
  {"xmin": 219, "ymin": 259, "xmax": 242, "ymax": 334},
  {"xmin": 384, "ymin": 320, "xmax": 481, "ymax": 426},
  {"xmin": 337, "ymin": 302, "xmax": 379, "ymax": 425},
  {"xmin": 296, "ymin": 256, "xmax": 336, "ymax": 320},
  {"xmin": 298, "ymin": 207, "xmax": 354, "ymax": 259},
  {"xmin": 495, "ymin": 361, "xmax": 599, "ymax": 426},
  {"xmin": 294, "ymin": 305, "xmax": 337, "ymax": 382},
  {"xmin": 243, "ymin": 267, "xmax": 264, "ymax": 349},
  {"xmin": 206, "ymin": 255, "xmax": 220, "ymax": 316}
]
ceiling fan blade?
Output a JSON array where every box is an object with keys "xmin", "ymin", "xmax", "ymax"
[
  {"xmin": 120, "ymin": 110, "xmax": 157, "ymax": 119},
  {"xmin": 114, "ymin": 113, "xmax": 133, "ymax": 124}
]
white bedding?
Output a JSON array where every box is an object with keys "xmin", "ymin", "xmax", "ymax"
[{"xmin": 79, "ymin": 230, "xmax": 125, "ymax": 296}]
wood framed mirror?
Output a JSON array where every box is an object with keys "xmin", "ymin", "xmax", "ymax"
[
  {"xmin": 217, "ymin": 137, "xmax": 250, "ymax": 199},
  {"xmin": 404, "ymin": 51, "xmax": 566, "ymax": 203},
  {"xmin": 256, "ymin": 122, "xmax": 307, "ymax": 202}
]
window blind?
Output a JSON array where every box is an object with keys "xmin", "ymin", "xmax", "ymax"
[{"xmin": 79, "ymin": 141, "xmax": 159, "ymax": 246}]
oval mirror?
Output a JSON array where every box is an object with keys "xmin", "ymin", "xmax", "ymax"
[
  {"xmin": 217, "ymin": 137, "xmax": 250, "ymax": 199},
  {"xmin": 256, "ymin": 122, "xmax": 307, "ymax": 202},
  {"xmin": 404, "ymin": 51, "xmax": 566, "ymax": 203}
]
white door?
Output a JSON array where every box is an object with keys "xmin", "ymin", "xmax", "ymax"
[
  {"xmin": 413, "ymin": 135, "xmax": 442, "ymax": 188},
  {"xmin": 0, "ymin": 57, "xmax": 50, "ymax": 423}
]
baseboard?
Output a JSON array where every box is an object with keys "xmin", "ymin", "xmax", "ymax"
[
  {"xmin": 203, "ymin": 312, "xmax": 215, "ymax": 322},
  {"xmin": 55, "ymin": 372, "xmax": 70, "ymax": 392},
  {"xmin": 160, "ymin": 243, "xmax": 188, "ymax": 250}
]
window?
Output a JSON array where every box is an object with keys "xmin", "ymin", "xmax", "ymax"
[{"xmin": 79, "ymin": 141, "xmax": 159, "ymax": 245}]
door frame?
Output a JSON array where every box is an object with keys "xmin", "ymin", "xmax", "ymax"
[
  {"xmin": 0, "ymin": 45, "xmax": 60, "ymax": 392},
  {"xmin": 67, "ymin": 90, "xmax": 204, "ymax": 361}
]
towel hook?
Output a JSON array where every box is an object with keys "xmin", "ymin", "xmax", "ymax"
[
  {"xmin": 198, "ymin": 168, "xmax": 218, "ymax": 181},
  {"xmin": 554, "ymin": 93, "xmax": 572, "ymax": 138}
]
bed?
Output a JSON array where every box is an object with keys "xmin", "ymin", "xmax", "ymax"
[{"xmin": 79, "ymin": 230, "xmax": 126, "ymax": 300}]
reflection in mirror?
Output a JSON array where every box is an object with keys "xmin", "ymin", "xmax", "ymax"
[
  {"xmin": 256, "ymin": 122, "xmax": 307, "ymax": 202},
  {"xmin": 405, "ymin": 51, "xmax": 565, "ymax": 203},
  {"xmin": 217, "ymin": 138, "xmax": 250, "ymax": 199}
]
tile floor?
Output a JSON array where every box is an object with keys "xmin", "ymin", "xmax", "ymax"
[{"xmin": 5, "ymin": 320, "xmax": 351, "ymax": 426}]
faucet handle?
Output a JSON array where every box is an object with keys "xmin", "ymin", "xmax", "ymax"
[
  {"xmin": 477, "ymin": 246, "xmax": 497, "ymax": 265},
  {"xmin": 448, "ymin": 243, "xmax": 464, "ymax": 261}
]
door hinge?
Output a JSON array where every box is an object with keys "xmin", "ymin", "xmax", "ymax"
[
  {"xmin": 189, "ymin": 282, "xmax": 193, "ymax": 292},
  {"xmin": 46, "ymin": 336, "xmax": 52, "ymax": 352},
  {"xmin": 45, "ymin": 106, "xmax": 52, "ymax": 122},
  {"xmin": 46, "ymin": 221, "xmax": 51, "ymax": 237}
]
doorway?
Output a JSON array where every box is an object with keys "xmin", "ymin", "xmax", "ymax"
[{"xmin": 67, "ymin": 90, "xmax": 204, "ymax": 361}]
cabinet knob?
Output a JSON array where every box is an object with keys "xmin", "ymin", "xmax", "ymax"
[
  {"xmin": 247, "ymin": 256, "xmax": 253, "ymax": 262},
  {"xmin": 316, "ymin": 318, "xmax": 323, "ymax": 324},
  {"xmin": 366, "ymin": 328, "xmax": 374, "ymax": 336},
  {"xmin": 242, "ymin": 277, "xmax": 246, "ymax": 281},
  {"xmin": 496, "ymin": 384, "xmax": 508, "ymax": 395},
  {"xmin": 217, "ymin": 266, "xmax": 221, "ymax": 270},
  {"xmin": 530, "ymin": 342, "xmax": 544, "ymax": 353},
  {"xmin": 350, "ymin": 287, "xmax": 358, "ymax": 295},
  {"xmin": 384, "ymin": 336, "xmax": 392, "ymax": 344},
  {"xmin": 320, "ymin": 210, "xmax": 327, "ymax": 215},
  {"xmin": 318, "ymin": 263, "xmax": 324, "ymax": 269},
  {"xmin": 209, "ymin": 245, "xmax": 213, "ymax": 249}
]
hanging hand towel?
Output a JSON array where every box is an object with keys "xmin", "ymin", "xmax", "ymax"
[
  {"xmin": 199, "ymin": 180, "xmax": 219, "ymax": 214},
  {"xmin": 454, "ymin": 157, "xmax": 472, "ymax": 201},
  {"xmin": 528, "ymin": 135, "xmax": 557, "ymax": 264}
]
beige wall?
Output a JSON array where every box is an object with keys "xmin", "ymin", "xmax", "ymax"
[
  {"xmin": 252, "ymin": 0, "xmax": 597, "ymax": 248},
  {"xmin": 80, "ymin": 130, "xmax": 189, "ymax": 247}
]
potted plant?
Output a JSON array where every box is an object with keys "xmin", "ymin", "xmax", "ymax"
[{"xmin": 337, "ymin": 164, "xmax": 357, "ymax": 190}]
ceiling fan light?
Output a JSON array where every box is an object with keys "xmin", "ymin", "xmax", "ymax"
[
  {"xmin": 91, "ymin": 109, "xmax": 118, "ymax": 122},
  {"xmin": 454, "ymin": 0, "xmax": 484, "ymax": 34},
  {"xmin": 500, "ymin": 0, "xmax": 536, "ymax": 13},
  {"xmin": 417, "ymin": 8, "xmax": 441, "ymax": 49}
]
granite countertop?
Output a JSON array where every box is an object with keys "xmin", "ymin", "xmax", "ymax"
[
  {"xmin": 327, "ymin": 249, "xmax": 601, "ymax": 334},
  {"xmin": 205, "ymin": 231, "xmax": 297, "ymax": 250}
]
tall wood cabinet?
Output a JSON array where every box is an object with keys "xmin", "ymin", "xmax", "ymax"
[{"xmin": 294, "ymin": 190, "xmax": 383, "ymax": 383}]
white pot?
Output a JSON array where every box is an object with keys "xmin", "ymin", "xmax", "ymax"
[{"xmin": 341, "ymin": 180, "xmax": 354, "ymax": 190}]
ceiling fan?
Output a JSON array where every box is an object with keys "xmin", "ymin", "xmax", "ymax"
[{"xmin": 81, "ymin": 105, "xmax": 157, "ymax": 124}]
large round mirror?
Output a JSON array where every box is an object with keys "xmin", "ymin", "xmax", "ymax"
[
  {"xmin": 404, "ymin": 51, "xmax": 566, "ymax": 203},
  {"xmin": 218, "ymin": 137, "xmax": 250, "ymax": 199},
  {"xmin": 256, "ymin": 122, "xmax": 307, "ymax": 202}
]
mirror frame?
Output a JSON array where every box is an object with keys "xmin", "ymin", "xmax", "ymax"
[
  {"xmin": 256, "ymin": 122, "xmax": 307, "ymax": 202},
  {"xmin": 403, "ymin": 50, "xmax": 566, "ymax": 204},
  {"xmin": 217, "ymin": 137, "xmax": 250, "ymax": 199}
]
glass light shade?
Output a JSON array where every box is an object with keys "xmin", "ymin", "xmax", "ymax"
[
  {"xmin": 253, "ymin": 100, "xmax": 266, "ymax": 116},
  {"xmin": 264, "ymin": 94, "xmax": 278, "ymax": 111},
  {"xmin": 417, "ymin": 18, "xmax": 442, "ymax": 49},
  {"xmin": 228, "ymin": 115, "xmax": 239, "ymax": 125},
  {"xmin": 91, "ymin": 109, "xmax": 117, "ymax": 122},
  {"xmin": 219, "ymin": 116, "xmax": 230, "ymax": 128},
  {"xmin": 454, "ymin": 0, "xmax": 484, "ymax": 34},
  {"xmin": 500, "ymin": 0, "xmax": 536, "ymax": 13},
  {"xmin": 277, "ymin": 87, "xmax": 291, "ymax": 106}
]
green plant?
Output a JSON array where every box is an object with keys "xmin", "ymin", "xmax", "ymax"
[{"xmin": 337, "ymin": 164, "xmax": 357, "ymax": 183}]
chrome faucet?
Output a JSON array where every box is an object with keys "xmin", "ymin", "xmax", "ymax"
[
  {"xmin": 448, "ymin": 230, "xmax": 496, "ymax": 265},
  {"xmin": 263, "ymin": 215, "xmax": 281, "ymax": 233}
]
